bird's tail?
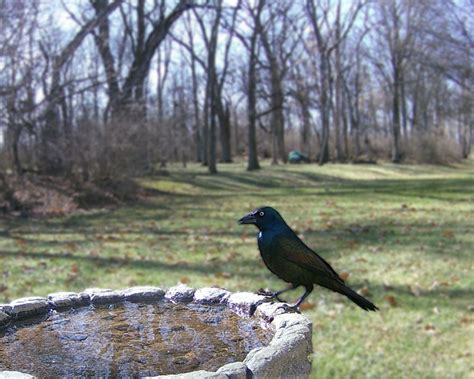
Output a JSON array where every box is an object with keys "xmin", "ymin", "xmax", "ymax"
[{"xmin": 334, "ymin": 283, "xmax": 379, "ymax": 311}]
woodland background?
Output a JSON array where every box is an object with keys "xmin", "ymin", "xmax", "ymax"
[
  {"xmin": 0, "ymin": 2, "xmax": 473, "ymax": 378},
  {"xmin": 0, "ymin": 0, "xmax": 472, "ymax": 185}
]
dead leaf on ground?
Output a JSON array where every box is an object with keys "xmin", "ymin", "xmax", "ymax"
[
  {"xmin": 299, "ymin": 302, "xmax": 315, "ymax": 311},
  {"xmin": 358, "ymin": 286, "xmax": 370, "ymax": 296},
  {"xmin": 66, "ymin": 243, "xmax": 78, "ymax": 252},
  {"xmin": 347, "ymin": 240, "xmax": 359, "ymax": 249},
  {"xmin": 339, "ymin": 271, "xmax": 350, "ymax": 281},
  {"xmin": 442, "ymin": 230, "xmax": 454, "ymax": 239},
  {"xmin": 70, "ymin": 264, "xmax": 79, "ymax": 274},
  {"xmin": 15, "ymin": 239, "xmax": 27, "ymax": 248},
  {"xmin": 460, "ymin": 317, "xmax": 474, "ymax": 325},
  {"xmin": 384, "ymin": 295, "xmax": 398, "ymax": 307},
  {"xmin": 179, "ymin": 276, "xmax": 190, "ymax": 284},
  {"xmin": 423, "ymin": 324, "xmax": 436, "ymax": 334},
  {"xmin": 215, "ymin": 271, "xmax": 232, "ymax": 279}
]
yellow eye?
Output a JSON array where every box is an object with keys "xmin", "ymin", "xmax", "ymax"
[{"xmin": 259, "ymin": 211, "xmax": 265, "ymax": 217}]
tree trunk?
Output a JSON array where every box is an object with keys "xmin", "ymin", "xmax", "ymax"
[
  {"xmin": 219, "ymin": 102, "xmax": 232, "ymax": 163},
  {"xmin": 391, "ymin": 65, "xmax": 402, "ymax": 163},
  {"xmin": 333, "ymin": 2, "xmax": 344, "ymax": 161},
  {"xmin": 258, "ymin": 18, "xmax": 286, "ymax": 164},
  {"xmin": 246, "ymin": 0, "xmax": 263, "ymax": 171},
  {"xmin": 319, "ymin": 57, "xmax": 331, "ymax": 165}
]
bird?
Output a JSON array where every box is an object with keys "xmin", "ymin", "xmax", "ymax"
[{"xmin": 239, "ymin": 206, "xmax": 378, "ymax": 311}]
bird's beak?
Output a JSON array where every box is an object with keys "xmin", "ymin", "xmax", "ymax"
[{"xmin": 238, "ymin": 212, "xmax": 257, "ymax": 225}]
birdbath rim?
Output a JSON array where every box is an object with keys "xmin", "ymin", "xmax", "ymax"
[{"xmin": 0, "ymin": 285, "xmax": 313, "ymax": 378}]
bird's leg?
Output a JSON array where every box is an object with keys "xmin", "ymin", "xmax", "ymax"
[
  {"xmin": 273, "ymin": 285, "xmax": 298, "ymax": 302},
  {"xmin": 286, "ymin": 285, "xmax": 313, "ymax": 311},
  {"xmin": 258, "ymin": 285, "xmax": 297, "ymax": 301}
]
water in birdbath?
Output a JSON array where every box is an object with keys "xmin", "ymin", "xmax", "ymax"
[{"xmin": 0, "ymin": 302, "xmax": 272, "ymax": 378}]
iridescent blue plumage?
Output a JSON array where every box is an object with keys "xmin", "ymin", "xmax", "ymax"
[{"xmin": 239, "ymin": 206, "xmax": 378, "ymax": 311}]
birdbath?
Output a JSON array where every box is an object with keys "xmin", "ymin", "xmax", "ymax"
[{"xmin": 0, "ymin": 286, "xmax": 312, "ymax": 378}]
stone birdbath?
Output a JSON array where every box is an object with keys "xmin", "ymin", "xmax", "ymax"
[{"xmin": 0, "ymin": 286, "xmax": 312, "ymax": 378}]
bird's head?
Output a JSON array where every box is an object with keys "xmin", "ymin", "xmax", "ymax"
[{"xmin": 238, "ymin": 206, "xmax": 284, "ymax": 230}]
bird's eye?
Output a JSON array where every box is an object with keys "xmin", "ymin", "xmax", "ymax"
[{"xmin": 259, "ymin": 211, "xmax": 265, "ymax": 217}]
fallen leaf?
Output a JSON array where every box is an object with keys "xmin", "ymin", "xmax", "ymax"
[
  {"xmin": 299, "ymin": 302, "xmax": 315, "ymax": 311},
  {"xmin": 358, "ymin": 287, "xmax": 369, "ymax": 296},
  {"xmin": 442, "ymin": 230, "xmax": 454, "ymax": 239},
  {"xmin": 66, "ymin": 243, "xmax": 78, "ymax": 252},
  {"xmin": 70, "ymin": 264, "xmax": 79, "ymax": 274},
  {"xmin": 384, "ymin": 295, "xmax": 398, "ymax": 307},
  {"xmin": 347, "ymin": 240, "xmax": 359, "ymax": 249},
  {"xmin": 424, "ymin": 324, "xmax": 436, "ymax": 334},
  {"xmin": 460, "ymin": 317, "xmax": 474, "ymax": 325},
  {"xmin": 339, "ymin": 271, "xmax": 350, "ymax": 281},
  {"xmin": 15, "ymin": 239, "xmax": 27, "ymax": 248},
  {"xmin": 215, "ymin": 272, "xmax": 232, "ymax": 279},
  {"xmin": 179, "ymin": 276, "xmax": 190, "ymax": 284}
]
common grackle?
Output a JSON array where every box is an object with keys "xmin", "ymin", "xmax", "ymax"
[{"xmin": 239, "ymin": 206, "xmax": 378, "ymax": 311}]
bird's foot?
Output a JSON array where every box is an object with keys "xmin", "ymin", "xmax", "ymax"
[{"xmin": 276, "ymin": 303, "xmax": 301, "ymax": 314}]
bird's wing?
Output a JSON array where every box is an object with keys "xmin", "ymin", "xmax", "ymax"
[{"xmin": 273, "ymin": 233, "xmax": 344, "ymax": 282}]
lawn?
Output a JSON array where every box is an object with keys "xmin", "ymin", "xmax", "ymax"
[{"xmin": 1, "ymin": 160, "xmax": 473, "ymax": 378}]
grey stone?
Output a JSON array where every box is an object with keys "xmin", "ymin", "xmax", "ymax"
[
  {"xmin": 254, "ymin": 302, "xmax": 293, "ymax": 321},
  {"xmin": 0, "ymin": 304, "xmax": 12, "ymax": 315},
  {"xmin": 144, "ymin": 371, "xmax": 225, "ymax": 379},
  {"xmin": 228, "ymin": 292, "xmax": 268, "ymax": 317},
  {"xmin": 244, "ymin": 312, "xmax": 312, "ymax": 379},
  {"xmin": 165, "ymin": 285, "xmax": 195, "ymax": 303},
  {"xmin": 48, "ymin": 292, "xmax": 90, "ymax": 310},
  {"xmin": 0, "ymin": 310, "xmax": 11, "ymax": 327},
  {"xmin": 0, "ymin": 371, "xmax": 36, "ymax": 379},
  {"xmin": 121, "ymin": 286, "xmax": 165, "ymax": 302},
  {"xmin": 216, "ymin": 362, "xmax": 248, "ymax": 379},
  {"xmin": 193, "ymin": 287, "xmax": 230, "ymax": 304},
  {"xmin": 272, "ymin": 313, "xmax": 313, "ymax": 333},
  {"xmin": 82, "ymin": 288, "xmax": 124, "ymax": 305},
  {"xmin": 9, "ymin": 297, "xmax": 51, "ymax": 319}
]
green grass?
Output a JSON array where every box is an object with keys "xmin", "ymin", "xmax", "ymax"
[{"xmin": 1, "ymin": 160, "xmax": 473, "ymax": 378}]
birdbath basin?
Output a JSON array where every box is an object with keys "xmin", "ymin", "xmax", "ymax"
[{"xmin": 0, "ymin": 286, "xmax": 312, "ymax": 378}]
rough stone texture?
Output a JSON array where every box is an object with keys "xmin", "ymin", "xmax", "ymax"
[
  {"xmin": 165, "ymin": 285, "xmax": 195, "ymax": 303},
  {"xmin": 144, "ymin": 371, "xmax": 225, "ymax": 379},
  {"xmin": 216, "ymin": 362, "xmax": 249, "ymax": 379},
  {"xmin": 9, "ymin": 297, "xmax": 51, "ymax": 319},
  {"xmin": 0, "ymin": 310, "xmax": 11, "ymax": 327},
  {"xmin": 81, "ymin": 287, "xmax": 112, "ymax": 295},
  {"xmin": 254, "ymin": 302, "xmax": 295, "ymax": 321},
  {"xmin": 82, "ymin": 288, "xmax": 124, "ymax": 305},
  {"xmin": 0, "ymin": 372, "xmax": 36, "ymax": 379},
  {"xmin": 244, "ymin": 312, "xmax": 312, "ymax": 379},
  {"xmin": 121, "ymin": 286, "xmax": 165, "ymax": 302},
  {"xmin": 227, "ymin": 292, "xmax": 268, "ymax": 317},
  {"xmin": 0, "ymin": 304, "xmax": 12, "ymax": 315},
  {"xmin": 193, "ymin": 287, "xmax": 230, "ymax": 304},
  {"xmin": 48, "ymin": 292, "xmax": 90, "ymax": 310}
]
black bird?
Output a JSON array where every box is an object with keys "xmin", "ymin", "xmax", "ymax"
[{"xmin": 239, "ymin": 206, "xmax": 378, "ymax": 311}]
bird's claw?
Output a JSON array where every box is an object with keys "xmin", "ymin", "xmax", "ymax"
[{"xmin": 276, "ymin": 303, "xmax": 301, "ymax": 314}]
